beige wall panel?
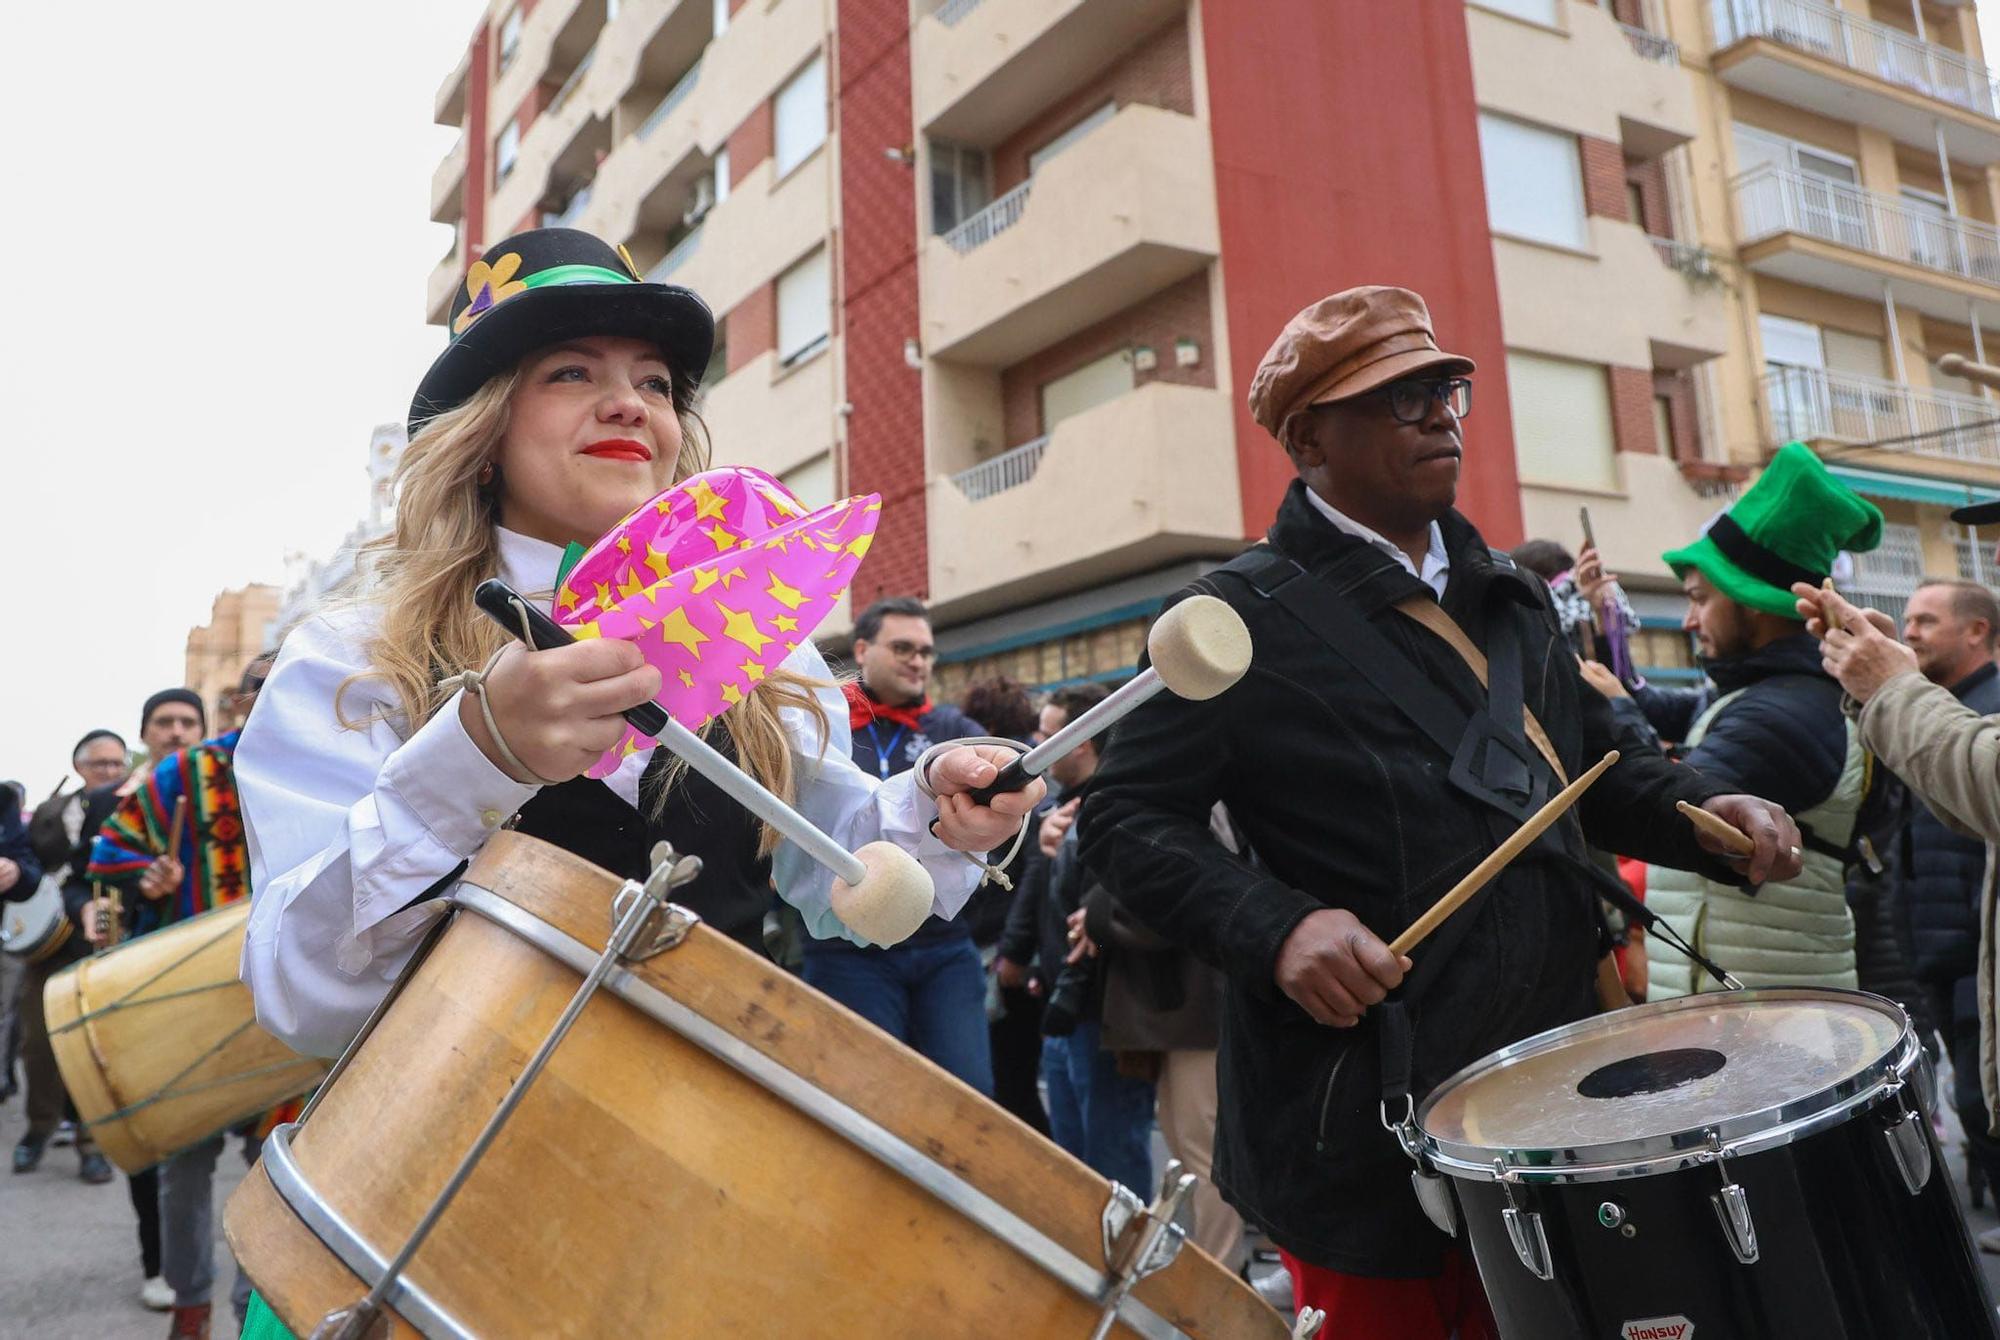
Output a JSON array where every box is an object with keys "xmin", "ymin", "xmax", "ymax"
[
  {"xmin": 1753, "ymin": 276, "xmax": 1891, "ymax": 335},
  {"xmin": 1726, "ymin": 89, "xmax": 1864, "ymax": 160},
  {"xmin": 1521, "ymin": 456, "xmax": 1725, "ymax": 581},
  {"xmin": 1467, "ymin": 1, "xmax": 1696, "ymax": 148},
  {"xmin": 924, "ymin": 363, "xmax": 1007, "ymax": 480},
  {"xmin": 1493, "ymin": 220, "xmax": 1730, "ymax": 369},
  {"xmin": 491, "ymin": 0, "xmax": 583, "ymax": 131},
  {"xmin": 700, "ymin": 342, "xmax": 839, "ymax": 482},
  {"xmin": 671, "ymin": 152, "xmax": 832, "ymax": 320}
]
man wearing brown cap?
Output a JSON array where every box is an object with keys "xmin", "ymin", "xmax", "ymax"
[{"xmin": 1080, "ymin": 286, "xmax": 1798, "ymax": 1336}]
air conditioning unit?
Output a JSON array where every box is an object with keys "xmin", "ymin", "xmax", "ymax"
[{"xmin": 682, "ymin": 175, "xmax": 716, "ymax": 226}]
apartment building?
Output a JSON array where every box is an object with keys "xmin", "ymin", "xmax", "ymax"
[
  {"xmin": 426, "ymin": 0, "xmax": 2000, "ymax": 694},
  {"xmin": 1473, "ymin": 0, "xmax": 2000, "ymax": 635},
  {"xmin": 185, "ymin": 585, "xmax": 282, "ymax": 729}
]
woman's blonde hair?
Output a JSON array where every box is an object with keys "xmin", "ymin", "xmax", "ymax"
[{"xmin": 337, "ymin": 365, "xmax": 826, "ymax": 855}]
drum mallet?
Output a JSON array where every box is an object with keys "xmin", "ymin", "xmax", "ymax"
[
  {"xmin": 473, "ymin": 580, "xmax": 938, "ymax": 946},
  {"xmin": 1389, "ymin": 751, "xmax": 1619, "ymax": 957},
  {"xmin": 1938, "ymin": 351, "xmax": 2000, "ymax": 391},
  {"xmin": 961, "ymin": 594, "xmax": 1252, "ymax": 806}
]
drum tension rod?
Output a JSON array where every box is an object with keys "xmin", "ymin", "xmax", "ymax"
[
  {"xmin": 1877, "ymin": 1077, "xmax": 1934, "ymax": 1197},
  {"xmin": 308, "ymin": 843, "xmax": 706, "ymax": 1340},
  {"xmin": 1088, "ymin": 1160, "xmax": 1197, "ymax": 1340},
  {"xmin": 1702, "ymin": 1130, "xmax": 1760, "ymax": 1266},
  {"xmin": 1495, "ymin": 1160, "xmax": 1556, "ymax": 1282}
]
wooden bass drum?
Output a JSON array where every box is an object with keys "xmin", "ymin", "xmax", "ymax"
[{"xmin": 226, "ymin": 833, "xmax": 1287, "ymax": 1339}]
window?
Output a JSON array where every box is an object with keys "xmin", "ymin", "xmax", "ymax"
[
  {"xmin": 931, "ymin": 142, "xmax": 991, "ymax": 234},
  {"xmin": 774, "ymin": 55, "xmax": 828, "ymax": 177},
  {"xmin": 1848, "ymin": 523, "xmax": 1925, "ymax": 624},
  {"xmin": 704, "ymin": 318, "xmax": 729, "ymax": 386},
  {"xmin": 1477, "ymin": 113, "xmax": 1586, "ymax": 250},
  {"xmin": 607, "ymin": 0, "xmax": 620, "ymax": 21},
  {"xmin": 713, "ymin": 0, "xmax": 730, "ymax": 37},
  {"xmin": 1653, "ymin": 394, "xmax": 1675, "ymax": 458},
  {"xmin": 495, "ymin": 118, "xmax": 521, "ymax": 184},
  {"xmin": 1028, "ymin": 101, "xmax": 1115, "ymax": 176},
  {"xmin": 776, "ymin": 247, "xmax": 830, "ymax": 367},
  {"xmin": 1758, "ymin": 314, "xmax": 1824, "ymax": 371},
  {"xmin": 781, "ymin": 454, "xmax": 835, "ymax": 510},
  {"xmin": 1505, "ymin": 351, "xmax": 1618, "ymax": 490},
  {"xmin": 1473, "ymin": 0, "xmax": 1559, "ymax": 24},
  {"xmin": 713, "ymin": 147, "xmax": 731, "ymax": 205},
  {"xmin": 498, "ymin": 8, "xmax": 523, "ymax": 71},
  {"xmin": 1039, "ymin": 350, "xmax": 1134, "ymax": 437}
]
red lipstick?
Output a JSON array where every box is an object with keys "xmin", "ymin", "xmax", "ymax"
[{"xmin": 581, "ymin": 438, "xmax": 653, "ymax": 462}]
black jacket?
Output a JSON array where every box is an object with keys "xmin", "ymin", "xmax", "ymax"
[
  {"xmin": 1078, "ymin": 484, "xmax": 1734, "ymax": 1275},
  {"xmin": 1900, "ymin": 661, "xmax": 2000, "ymax": 986},
  {"xmin": 0, "ymin": 787, "xmax": 43, "ymax": 904},
  {"xmin": 1676, "ymin": 633, "xmax": 1848, "ymax": 819}
]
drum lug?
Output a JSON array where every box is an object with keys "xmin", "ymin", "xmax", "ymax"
[
  {"xmin": 1089, "ymin": 1161, "xmax": 1197, "ymax": 1340},
  {"xmin": 1291, "ymin": 1306, "xmax": 1328, "ymax": 1339},
  {"xmin": 1496, "ymin": 1163, "xmax": 1555, "ymax": 1282},
  {"xmin": 1384, "ymin": 1097, "xmax": 1457, "ymax": 1236},
  {"xmin": 1879, "ymin": 1080, "xmax": 1934, "ymax": 1196},
  {"xmin": 1711, "ymin": 1180, "xmax": 1759, "ymax": 1265},
  {"xmin": 611, "ymin": 844, "xmax": 707, "ymax": 961}
]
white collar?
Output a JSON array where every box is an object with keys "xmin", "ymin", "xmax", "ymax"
[
  {"xmin": 1302, "ymin": 487, "xmax": 1450, "ymax": 586},
  {"xmin": 496, "ymin": 527, "xmax": 568, "ymax": 608}
]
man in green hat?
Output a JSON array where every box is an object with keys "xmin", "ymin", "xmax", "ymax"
[{"xmin": 1648, "ymin": 442, "xmax": 1887, "ymax": 996}]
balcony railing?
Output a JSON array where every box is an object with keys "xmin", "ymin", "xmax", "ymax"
[
  {"xmin": 1764, "ymin": 365, "xmax": 2000, "ymax": 465},
  {"xmin": 1733, "ymin": 163, "xmax": 2000, "ymax": 286},
  {"xmin": 647, "ymin": 224, "xmax": 704, "ymax": 281},
  {"xmin": 942, "ymin": 179, "xmax": 1032, "ymax": 255},
  {"xmin": 1712, "ymin": 0, "xmax": 2000, "ymax": 119},
  {"xmin": 640, "ymin": 58, "xmax": 704, "ymax": 139},
  {"xmin": 934, "ymin": 0, "xmax": 987, "ymax": 26},
  {"xmin": 1649, "ymin": 235, "xmax": 1720, "ymax": 280},
  {"xmin": 1620, "ymin": 23, "xmax": 1680, "ymax": 66},
  {"xmin": 950, "ymin": 435, "xmax": 1049, "ymax": 501},
  {"xmin": 542, "ymin": 185, "xmax": 593, "ymax": 230},
  {"xmin": 548, "ymin": 45, "xmax": 597, "ymax": 117}
]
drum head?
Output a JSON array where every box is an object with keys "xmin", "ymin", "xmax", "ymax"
[{"xmin": 1418, "ymin": 989, "xmax": 1911, "ymax": 1178}]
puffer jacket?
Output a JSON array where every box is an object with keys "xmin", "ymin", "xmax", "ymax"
[
  {"xmin": 1901, "ymin": 661, "xmax": 2000, "ymax": 988},
  {"xmin": 1648, "ymin": 634, "xmax": 1862, "ymax": 995}
]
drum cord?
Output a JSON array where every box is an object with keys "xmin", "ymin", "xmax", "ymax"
[
  {"xmin": 913, "ymin": 737, "xmax": 1035, "ymax": 891},
  {"xmin": 50, "ymin": 919, "xmax": 243, "ymax": 1035}
]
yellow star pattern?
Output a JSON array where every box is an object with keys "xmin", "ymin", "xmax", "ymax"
[
  {"xmin": 720, "ymin": 566, "xmax": 746, "ymax": 588},
  {"xmin": 847, "ymin": 533, "xmax": 874, "ymax": 560},
  {"xmin": 655, "ymin": 497, "xmax": 674, "ymax": 515},
  {"xmin": 616, "ymin": 536, "xmax": 631, "ymax": 555},
  {"xmin": 569, "ymin": 620, "xmax": 603, "ymax": 640},
  {"xmin": 716, "ymin": 602, "xmax": 773, "ymax": 654},
  {"xmin": 617, "ymin": 566, "xmax": 645, "ymax": 600},
  {"xmin": 766, "ymin": 573, "xmax": 808, "ymax": 611},
  {"xmin": 656, "ymin": 606, "xmax": 709, "ymax": 661},
  {"xmin": 620, "ymin": 735, "xmax": 642, "ymax": 757},
  {"xmin": 720, "ymin": 682, "xmax": 744, "ymax": 706},
  {"xmin": 689, "ymin": 568, "xmax": 720, "ymax": 593},
  {"xmin": 704, "ymin": 522, "xmax": 741, "ymax": 552},
  {"xmin": 643, "ymin": 541, "xmax": 674, "ymax": 581},
  {"xmin": 800, "ymin": 536, "xmax": 820, "ymax": 551},
  {"xmin": 688, "ymin": 478, "xmax": 730, "ymax": 523},
  {"xmin": 739, "ymin": 659, "xmax": 766, "ymax": 683},
  {"xmin": 556, "ymin": 587, "xmax": 580, "ymax": 613},
  {"xmin": 593, "ymin": 581, "xmax": 613, "ymax": 610},
  {"xmin": 677, "ymin": 669, "xmax": 696, "ymax": 689},
  {"xmin": 773, "ymin": 614, "xmax": 800, "ymax": 633}
]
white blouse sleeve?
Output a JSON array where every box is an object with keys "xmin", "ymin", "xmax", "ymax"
[
  {"xmin": 771, "ymin": 644, "xmax": 984, "ymax": 945},
  {"xmin": 237, "ymin": 609, "xmax": 541, "ymax": 1059}
]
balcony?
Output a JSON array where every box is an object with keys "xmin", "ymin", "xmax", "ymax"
[
  {"xmin": 913, "ymin": 0, "xmax": 1183, "ymax": 143},
  {"xmin": 700, "ymin": 343, "xmax": 839, "ymax": 484},
  {"xmin": 920, "ymin": 104, "xmax": 1218, "ymax": 367},
  {"xmin": 430, "ymin": 135, "xmax": 467, "ymax": 225},
  {"xmin": 1711, "ymin": 0, "xmax": 2000, "ymax": 163},
  {"xmin": 1469, "ymin": 0, "xmax": 1696, "ymax": 159},
  {"xmin": 489, "ymin": 55, "xmax": 615, "ymax": 239},
  {"xmin": 668, "ymin": 148, "xmax": 831, "ymax": 318},
  {"xmin": 427, "ymin": 242, "xmax": 464, "ymax": 327},
  {"xmin": 1733, "ymin": 163, "xmax": 2000, "ymax": 320},
  {"xmin": 435, "ymin": 47, "xmax": 469, "ymax": 128},
  {"xmin": 1764, "ymin": 365, "xmax": 2000, "ymax": 471},
  {"xmin": 927, "ymin": 383, "xmax": 1244, "ymax": 616},
  {"xmin": 1491, "ymin": 220, "xmax": 1729, "ymax": 370},
  {"xmin": 646, "ymin": 222, "xmax": 703, "ymax": 281}
]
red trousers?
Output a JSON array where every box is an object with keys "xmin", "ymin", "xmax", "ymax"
[{"xmin": 1278, "ymin": 1247, "xmax": 1499, "ymax": 1340}]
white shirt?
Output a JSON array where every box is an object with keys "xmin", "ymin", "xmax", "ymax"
[
  {"xmin": 237, "ymin": 527, "xmax": 975, "ymax": 1059},
  {"xmin": 1302, "ymin": 487, "xmax": 1450, "ymax": 598}
]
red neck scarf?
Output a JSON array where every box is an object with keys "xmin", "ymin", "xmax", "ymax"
[{"xmin": 843, "ymin": 681, "xmax": 930, "ymax": 732}]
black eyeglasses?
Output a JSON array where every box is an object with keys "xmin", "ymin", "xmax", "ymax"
[{"xmin": 1379, "ymin": 377, "xmax": 1472, "ymax": 425}]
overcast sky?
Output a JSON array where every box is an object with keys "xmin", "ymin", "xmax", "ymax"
[{"xmin": 2, "ymin": 2, "xmax": 485, "ymax": 794}]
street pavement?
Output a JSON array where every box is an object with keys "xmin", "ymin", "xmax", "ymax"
[{"xmin": 5, "ymin": 1063, "xmax": 2000, "ymax": 1337}]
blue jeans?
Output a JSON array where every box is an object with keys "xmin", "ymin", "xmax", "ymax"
[
  {"xmin": 1042, "ymin": 1018, "xmax": 1155, "ymax": 1194},
  {"xmin": 802, "ymin": 935, "xmax": 994, "ymax": 1095},
  {"xmin": 161, "ymin": 1130, "xmax": 260, "ymax": 1320}
]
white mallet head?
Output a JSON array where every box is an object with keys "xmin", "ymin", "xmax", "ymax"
[
  {"xmin": 1147, "ymin": 594, "xmax": 1252, "ymax": 701},
  {"xmin": 828, "ymin": 841, "xmax": 936, "ymax": 946}
]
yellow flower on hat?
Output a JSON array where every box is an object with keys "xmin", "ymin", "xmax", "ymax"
[{"xmin": 453, "ymin": 252, "xmax": 528, "ymax": 335}]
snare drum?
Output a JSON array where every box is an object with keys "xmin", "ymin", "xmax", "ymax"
[
  {"xmin": 225, "ymin": 833, "xmax": 1285, "ymax": 1338},
  {"xmin": 2, "ymin": 875, "xmax": 73, "ymax": 963},
  {"xmin": 1414, "ymin": 989, "xmax": 1998, "ymax": 1339}
]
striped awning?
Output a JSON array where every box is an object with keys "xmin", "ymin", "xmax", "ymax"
[{"xmin": 1825, "ymin": 465, "xmax": 2000, "ymax": 510}]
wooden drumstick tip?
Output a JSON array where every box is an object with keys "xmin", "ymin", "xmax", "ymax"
[
  {"xmin": 828, "ymin": 840, "xmax": 936, "ymax": 946},
  {"xmin": 1820, "ymin": 577, "xmax": 1843, "ymax": 633},
  {"xmin": 1148, "ymin": 595, "xmax": 1252, "ymax": 701},
  {"xmin": 1675, "ymin": 799, "xmax": 1755, "ymax": 856}
]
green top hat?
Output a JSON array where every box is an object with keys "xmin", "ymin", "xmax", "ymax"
[{"xmin": 1662, "ymin": 441, "xmax": 1883, "ymax": 618}]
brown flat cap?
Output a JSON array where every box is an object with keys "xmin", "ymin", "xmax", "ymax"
[{"xmin": 1248, "ymin": 286, "xmax": 1475, "ymax": 439}]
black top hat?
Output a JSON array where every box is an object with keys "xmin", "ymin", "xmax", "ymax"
[
  {"xmin": 408, "ymin": 228, "xmax": 715, "ymax": 434},
  {"xmin": 1952, "ymin": 500, "xmax": 2000, "ymax": 526}
]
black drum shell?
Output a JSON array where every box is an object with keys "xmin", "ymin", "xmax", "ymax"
[{"xmin": 1450, "ymin": 1102, "xmax": 1998, "ymax": 1339}]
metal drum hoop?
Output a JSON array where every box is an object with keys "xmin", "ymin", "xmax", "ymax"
[{"xmin": 1415, "ymin": 988, "xmax": 1923, "ymax": 1185}]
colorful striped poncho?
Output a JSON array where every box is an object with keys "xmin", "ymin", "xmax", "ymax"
[{"xmin": 87, "ymin": 729, "xmax": 248, "ymax": 934}]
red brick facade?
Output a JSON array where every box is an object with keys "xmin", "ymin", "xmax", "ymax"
[
  {"xmin": 726, "ymin": 284, "xmax": 775, "ymax": 373},
  {"xmin": 1607, "ymin": 364, "xmax": 1658, "ymax": 455},
  {"xmin": 990, "ymin": 16, "xmax": 1195, "ymax": 193},
  {"xmin": 1625, "ymin": 156, "xmax": 1672, "ymax": 238},
  {"xmin": 998, "ymin": 274, "xmax": 1217, "ymax": 447},
  {"xmin": 1579, "ymin": 134, "xmax": 1629, "ymax": 222},
  {"xmin": 839, "ymin": 0, "xmax": 928, "ymax": 600},
  {"xmin": 1654, "ymin": 369, "xmax": 1700, "ymax": 461},
  {"xmin": 466, "ymin": 25, "xmax": 491, "ymax": 255},
  {"xmin": 728, "ymin": 100, "xmax": 773, "ymax": 187}
]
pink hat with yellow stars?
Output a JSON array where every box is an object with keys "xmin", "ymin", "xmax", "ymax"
[{"xmin": 553, "ymin": 466, "xmax": 879, "ymax": 777}]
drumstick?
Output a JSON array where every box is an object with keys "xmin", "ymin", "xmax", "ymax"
[
  {"xmin": 1675, "ymin": 800, "xmax": 1754, "ymax": 857},
  {"xmin": 1388, "ymin": 751, "xmax": 1619, "ymax": 958},
  {"xmin": 966, "ymin": 595, "xmax": 1252, "ymax": 804},
  {"xmin": 166, "ymin": 796, "xmax": 188, "ymax": 859},
  {"xmin": 473, "ymin": 579, "xmax": 938, "ymax": 944},
  {"xmin": 1821, "ymin": 577, "xmax": 1844, "ymax": 633}
]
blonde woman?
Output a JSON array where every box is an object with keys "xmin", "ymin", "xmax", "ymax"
[{"xmin": 236, "ymin": 228, "xmax": 1040, "ymax": 1064}]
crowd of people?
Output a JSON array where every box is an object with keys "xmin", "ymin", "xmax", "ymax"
[{"xmin": 8, "ymin": 233, "xmax": 2000, "ymax": 1340}]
